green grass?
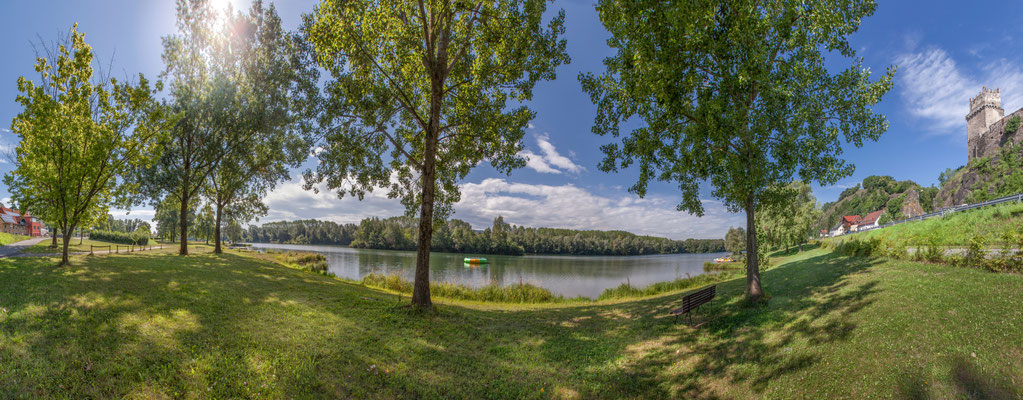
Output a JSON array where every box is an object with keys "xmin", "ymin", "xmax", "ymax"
[
  {"xmin": 831, "ymin": 200, "xmax": 1023, "ymax": 248},
  {"xmin": 1, "ymin": 246, "xmax": 1022, "ymax": 398},
  {"xmin": 19, "ymin": 238, "xmax": 155, "ymax": 254},
  {"xmin": 0, "ymin": 232, "xmax": 30, "ymax": 246}
]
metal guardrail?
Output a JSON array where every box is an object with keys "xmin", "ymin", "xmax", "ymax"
[{"xmin": 834, "ymin": 192, "xmax": 1023, "ymax": 237}]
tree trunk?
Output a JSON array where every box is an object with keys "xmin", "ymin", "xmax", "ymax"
[
  {"xmin": 61, "ymin": 227, "xmax": 72, "ymax": 266},
  {"xmin": 411, "ymin": 92, "xmax": 444, "ymax": 308},
  {"xmin": 745, "ymin": 197, "xmax": 763, "ymax": 301},
  {"xmin": 51, "ymin": 233, "xmax": 57, "ymax": 248},
  {"xmin": 179, "ymin": 194, "xmax": 189, "ymax": 256},
  {"xmin": 214, "ymin": 204, "xmax": 223, "ymax": 254},
  {"xmin": 79, "ymin": 228, "xmax": 83, "ymax": 245}
]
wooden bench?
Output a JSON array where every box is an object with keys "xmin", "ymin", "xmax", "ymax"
[{"xmin": 670, "ymin": 285, "xmax": 716, "ymax": 325}]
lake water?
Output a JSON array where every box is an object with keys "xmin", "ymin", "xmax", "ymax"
[{"xmin": 246, "ymin": 243, "xmax": 727, "ymax": 298}]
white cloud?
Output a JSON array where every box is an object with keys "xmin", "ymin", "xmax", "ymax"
[
  {"xmin": 896, "ymin": 46, "xmax": 1023, "ymax": 134},
  {"xmin": 455, "ymin": 178, "xmax": 743, "ymax": 239},
  {"xmin": 260, "ymin": 178, "xmax": 405, "ymax": 225},
  {"xmin": 518, "ymin": 134, "xmax": 583, "ymax": 174},
  {"xmin": 254, "ymin": 176, "xmax": 743, "ymax": 239}
]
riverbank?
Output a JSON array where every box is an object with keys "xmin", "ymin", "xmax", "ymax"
[
  {"xmin": 245, "ymin": 242, "xmax": 728, "ymax": 298},
  {"xmin": 1, "ymin": 246, "xmax": 1021, "ymax": 398}
]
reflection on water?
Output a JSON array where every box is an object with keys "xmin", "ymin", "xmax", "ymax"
[{"xmin": 247, "ymin": 243, "xmax": 726, "ymax": 298}]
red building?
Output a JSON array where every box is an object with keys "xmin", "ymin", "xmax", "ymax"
[{"xmin": 0, "ymin": 205, "xmax": 44, "ymax": 237}]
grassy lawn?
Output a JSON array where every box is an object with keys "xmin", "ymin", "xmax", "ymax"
[
  {"xmin": 0, "ymin": 232, "xmax": 30, "ymax": 246},
  {"xmin": 20, "ymin": 239, "xmax": 156, "ymax": 254},
  {"xmin": 1, "ymin": 247, "xmax": 1021, "ymax": 398}
]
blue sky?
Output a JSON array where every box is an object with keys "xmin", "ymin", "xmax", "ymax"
[{"xmin": 1, "ymin": 0, "xmax": 1021, "ymax": 240}]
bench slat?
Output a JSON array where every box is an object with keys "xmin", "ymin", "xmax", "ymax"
[{"xmin": 674, "ymin": 285, "xmax": 716, "ymax": 315}]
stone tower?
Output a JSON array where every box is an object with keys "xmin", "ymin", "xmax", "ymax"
[{"xmin": 966, "ymin": 87, "xmax": 1004, "ymax": 160}]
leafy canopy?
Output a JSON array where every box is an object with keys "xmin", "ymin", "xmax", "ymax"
[
  {"xmin": 4, "ymin": 24, "xmax": 167, "ymax": 263},
  {"xmin": 303, "ymin": 0, "xmax": 570, "ymax": 217},
  {"xmin": 580, "ymin": 0, "xmax": 895, "ymax": 215}
]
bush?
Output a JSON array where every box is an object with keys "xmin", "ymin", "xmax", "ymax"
[
  {"xmin": 597, "ymin": 272, "xmax": 733, "ymax": 301},
  {"xmin": 90, "ymin": 229, "xmax": 149, "ymax": 245},
  {"xmin": 267, "ymin": 251, "xmax": 329, "ymax": 275},
  {"xmin": 1005, "ymin": 115, "xmax": 1021, "ymax": 134},
  {"xmin": 361, "ymin": 273, "xmax": 564, "ymax": 303}
]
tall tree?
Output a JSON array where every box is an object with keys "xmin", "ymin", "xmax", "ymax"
[
  {"xmin": 725, "ymin": 227, "xmax": 746, "ymax": 256},
  {"xmin": 581, "ymin": 0, "xmax": 894, "ymax": 301},
  {"xmin": 204, "ymin": 0, "xmax": 315, "ymax": 254},
  {"xmin": 5, "ymin": 25, "xmax": 167, "ymax": 265},
  {"xmin": 757, "ymin": 181, "xmax": 820, "ymax": 252},
  {"xmin": 141, "ymin": 0, "xmax": 308, "ymax": 255},
  {"xmin": 304, "ymin": 0, "xmax": 570, "ymax": 308}
]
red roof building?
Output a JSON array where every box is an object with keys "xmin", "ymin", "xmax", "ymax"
[{"xmin": 0, "ymin": 204, "xmax": 44, "ymax": 237}]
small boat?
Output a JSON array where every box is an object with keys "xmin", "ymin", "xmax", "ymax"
[
  {"xmin": 714, "ymin": 256, "xmax": 733, "ymax": 263},
  {"xmin": 463, "ymin": 257, "xmax": 488, "ymax": 265}
]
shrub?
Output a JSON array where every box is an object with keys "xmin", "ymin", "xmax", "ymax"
[
  {"xmin": 1005, "ymin": 115, "xmax": 1021, "ymax": 134},
  {"xmin": 361, "ymin": 273, "xmax": 564, "ymax": 303},
  {"xmin": 267, "ymin": 251, "xmax": 329, "ymax": 275},
  {"xmin": 90, "ymin": 229, "xmax": 149, "ymax": 245},
  {"xmin": 597, "ymin": 272, "xmax": 733, "ymax": 301}
]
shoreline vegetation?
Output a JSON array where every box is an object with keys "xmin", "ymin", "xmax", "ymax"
[
  {"xmin": 250, "ymin": 249, "xmax": 756, "ymax": 303},
  {"xmin": 240, "ymin": 216, "xmax": 725, "ymax": 256}
]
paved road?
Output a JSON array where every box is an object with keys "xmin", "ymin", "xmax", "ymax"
[{"xmin": 0, "ymin": 237, "xmax": 47, "ymax": 257}]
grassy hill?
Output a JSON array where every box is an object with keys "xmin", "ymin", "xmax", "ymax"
[
  {"xmin": 826, "ymin": 197, "xmax": 1023, "ymax": 249},
  {"xmin": 0, "ymin": 232, "xmax": 30, "ymax": 246},
  {"xmin": 818, "ymin": 175, "xmax": 938, "ymax": 231},
  {"xmin": 1, "ymin": 243, "xmax": 1022, "ymax": 398}
]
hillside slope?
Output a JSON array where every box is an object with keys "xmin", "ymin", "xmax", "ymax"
[
  {"xmin": 818, "ymin": 175, "xmax": 937, "ymax": 230},
  {"xmin": 936, "ymin": 143, "xmax": 1023, "ymax": 208}
]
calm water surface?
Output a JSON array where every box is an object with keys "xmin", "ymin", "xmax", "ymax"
[{"xmin": 247, "ymin": 243, "xmax": 726, "ymax": 298}]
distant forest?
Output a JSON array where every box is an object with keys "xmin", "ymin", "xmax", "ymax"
[{"xmin": 244, "ymin": 216, "xmax": 725, "ymax": 256}]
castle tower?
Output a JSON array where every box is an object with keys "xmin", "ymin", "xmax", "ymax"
[{"xmin": 966, "ymin": 87, "xmax": 1004, "ymax": 160}]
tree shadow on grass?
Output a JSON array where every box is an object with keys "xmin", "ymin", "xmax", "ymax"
[
  {"xmin": 0, "ymin": 249, "xmax": 890, "ymax": 399},
  {"xmin": 508, "ymin": 252, "xmax": 885, "ymax": 398},
  {"xmin": 897, "ymin": 355, "xmax": 1019, "ymax": 400},
  {"xmin": 0, "ymin": 252, "xmax": 394, "ymax": 398}
]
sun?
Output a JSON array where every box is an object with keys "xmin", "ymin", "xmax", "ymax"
[{"xmin": 208, "ymin": 0, "xmax": 241, "ymax": 14}]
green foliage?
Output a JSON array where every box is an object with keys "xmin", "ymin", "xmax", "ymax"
[
  {"xmin": 885, "ymin": 194, "xmax": 906, "ymax": 221},
  {"xmin": 938, "ymin": 166, "xmax": 963, "ymax": 186},
  {"xmin": 960, "ymin": 144, "xmax": 1023, "ymax": 203},
  {"xmin": 92, "ymin": 215, "xmax": 151, "ymax": 234},
  {"xmin": 725, "ymin": 227, "xmax": 746, "ymax": 255},
  {"xmin": 361, "ymin": 273, "xmax": 564, "ymax": 304},
  {"xmin": 266, "ymin": 250, "xmax": 329, "ymax": 275},
  {"xmin": 345, "ymin": 216, "xmax": 724, "ymax": 256},
  {"xmin": 246, "ymin": 219, "xmax": 358, "ymax": 245},
  {"xmin": 0, "ymin": 232, "xmax": 31, "ymax": 246},
  {"xmin": 757, "ymin": 181, "xmax": 821, "ymax": 251},
  {"xmin": 139, "ymin": 0, "xmax": 312, "ymax": 255},
  {"xmin": 1005, "ymin": 115, "xmax": 1021, "ymax": 134},
  {"xmin": 820, "ymin": 175, "xmax": 923, "ymax": 230},
  {"xmin": 838, "ymin": 184, "xmax": 861, "ymax": 202},
  {"xmin": 304, "ymin": 0, "xmax": 570, "ymax": 307},
  {"xmin": 596, "ymin": 273, "xmax": 732, "ymax": 301},
  {"xmin": 918, "ymin": 186, "xmax": 939, "ymax": 213},
  {"xmin": 89, "ymin": 230, "xmax": 150, "ymax": 246},
  {"xmin": 4, "ymin": 24, "xmax": 169, "ymax": 265},
  {"xmin": 580, "ymin": 0, "xmax": 894, "ymax": 299}
]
